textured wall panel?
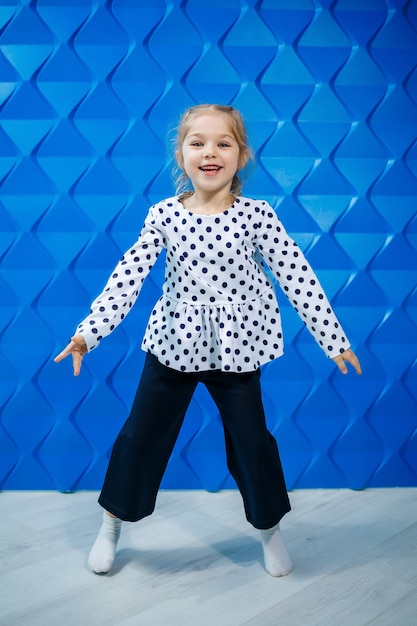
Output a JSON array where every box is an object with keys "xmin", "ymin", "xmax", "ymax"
[{"xmin": 0, "ymin": 0, "xmax": 416, "ymax": 491}]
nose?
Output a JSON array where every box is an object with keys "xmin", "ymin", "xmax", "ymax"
[{"xmin": 203, "ymin": 143, "xmax": 217, "ymax": 158}]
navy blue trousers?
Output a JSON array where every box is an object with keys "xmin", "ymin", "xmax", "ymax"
[{"xmin": 99, "ymin": 353, "xmax": 291, "ymax": 529}]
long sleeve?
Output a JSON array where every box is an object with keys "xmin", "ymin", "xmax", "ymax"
[
  {"xmin": 254, "ymin": 203, "xmax": 349, "ymax": 357},
  {"xmin": 75, "ymin": 207, "xmax": 165, "ymax": 351}
]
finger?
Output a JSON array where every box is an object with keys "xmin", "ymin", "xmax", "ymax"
[
  {"xmin": 72, "ymin": 349, "xmax": 83, "ymax": 377},
  {"xmin": 348, "ymin": 352, "xmax": 362, "ymax": 375},
  {"xmin": 335, "ymin": 355, "xmax": 348, "ymax": 375},
  {"xmin": 53, "ymin": 341, "xmax": 75, "ymax": 363}
]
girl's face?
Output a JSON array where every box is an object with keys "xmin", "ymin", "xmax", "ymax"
[{"xmin": 177, "ymin": 111, "xmax": 247, "ymax": 197}]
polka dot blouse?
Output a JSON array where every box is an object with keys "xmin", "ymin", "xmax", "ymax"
[{"xmin": 76, "ymin": 196, "xmax": 349, "ymax": 372}]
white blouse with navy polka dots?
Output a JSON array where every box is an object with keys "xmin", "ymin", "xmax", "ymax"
[{"xmin": 76, "ymin": 196, "xmax": 349, "ymax": 372}]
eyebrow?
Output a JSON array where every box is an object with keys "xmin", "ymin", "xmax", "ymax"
[{"xmin": 186, "ymin": 133, "xmax": 236, "ymax": 141}]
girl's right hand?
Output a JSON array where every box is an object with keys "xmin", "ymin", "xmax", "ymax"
[{"xmin": 54, "ymin": 335, "xmax": 88, "ymax": 376}]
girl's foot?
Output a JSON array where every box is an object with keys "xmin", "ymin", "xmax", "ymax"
[
  {"xmin": 260, "ymin": 523, "xmax": 292, "ymax": 577},
  {"xmin": 87, "ymin": 511, "xmax": 122, "ymax": 574}
]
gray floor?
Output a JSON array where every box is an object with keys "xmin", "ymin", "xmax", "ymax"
[{"xmin": 1, "ymin": 488, "xmax": 416, "ymax": 625}]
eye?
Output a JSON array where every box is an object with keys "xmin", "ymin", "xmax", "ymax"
[
  {"xmin": 219, "ymin": 142, "xmax": 231, "ymax": 148},
  {"xmin": 190, "ymin": 141, "xmax": 203, "ymax": 147}
]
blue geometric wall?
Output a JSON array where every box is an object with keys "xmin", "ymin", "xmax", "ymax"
[{"xmin": 1, "ymin": 0, "xmax": 416, "ymax": 492}]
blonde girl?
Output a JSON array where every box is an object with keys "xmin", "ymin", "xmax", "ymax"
[{"xmin": 55, "ymin": 104, "xmax": 362, "ymax": 577}]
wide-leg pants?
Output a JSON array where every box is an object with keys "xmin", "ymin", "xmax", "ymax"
[{"xmin": 98, "ymin": 353, "xmax": 291, "ymax": 529}]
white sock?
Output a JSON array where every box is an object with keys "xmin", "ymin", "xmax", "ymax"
[
  {"xmin": 260, "ymin": 523, "xmax": 292, "ymax": 577},
  {"xmin": 87, "ymin": 512, "xmax": 122, "ymax": 574}
]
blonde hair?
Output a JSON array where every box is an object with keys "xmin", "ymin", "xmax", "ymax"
[{"xmin": 173, "ymin": 104, "xmax": 253, "ymax": 197}]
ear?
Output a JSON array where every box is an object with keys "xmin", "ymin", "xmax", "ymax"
[
  {"xmin": 175, "ymin": 149, "xmax": 184, "ymax": 169},
  {"xmin": 238, "ymin": 149, "xmax": 250, "ymax": 170}
]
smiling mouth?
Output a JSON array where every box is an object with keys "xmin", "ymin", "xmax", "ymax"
[{"xmin": 200, "ymin": 165, "xmax": 222, "ymax": 175}]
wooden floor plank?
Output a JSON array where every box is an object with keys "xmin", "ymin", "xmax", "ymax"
[
  {"xmin": 365, "ymin": 586, "xmax": 417, "ymax": 626},
  {"xmin": 1, "ymin": 489, "xmax": 416, "ymax": 626}
]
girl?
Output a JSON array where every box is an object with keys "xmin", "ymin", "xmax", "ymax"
[{"xmin": 55, "ymin": 104, "xmax": 362, "ymax": 578}]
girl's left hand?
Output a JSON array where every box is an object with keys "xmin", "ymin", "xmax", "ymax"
[
  {"xmin": 54, "ymin": 335, "xmax": 88, "ymax": 376},
  {"xmin": 332, "ymin": 349, "xmax": 362, "ymax": 375}
]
